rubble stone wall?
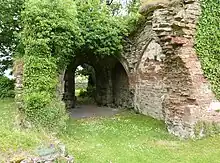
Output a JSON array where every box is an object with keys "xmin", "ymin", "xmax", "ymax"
[{"xmin": 121, "ymin": 0, "xmax": 216, "ymax": 138}]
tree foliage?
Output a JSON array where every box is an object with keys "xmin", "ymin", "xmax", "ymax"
[
  {"xmin": 0, "ymin": 0, "xmax": 24, "ymax": 74},
  {"xmin": 196, "ymin": 0, "xmax": 220, "ymax": 98},
  {"xmin": 75, "ymin": 0, "xmax": 128, "ymax": 56},
  {"xmin": 0, "ymin": 75, "xmax": 15, "ymax": 98}
]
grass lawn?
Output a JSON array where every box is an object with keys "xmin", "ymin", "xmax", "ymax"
[{"xmin": 1, "ymin": 99, "xmax": 220, "ymax": 162}]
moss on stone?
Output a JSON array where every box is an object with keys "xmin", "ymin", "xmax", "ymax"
[
  {"xmin": 141, "ymin": 0, "xmax": 169, "ymax": 6},
  {"xmin": 139, "ymin": 0, "xmax": 183, "ymax": 15},
  {"xmin": 139, "ymin": 0, "xmax": 170, "ymax": 15}
]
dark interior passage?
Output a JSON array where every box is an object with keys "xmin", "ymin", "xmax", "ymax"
[{"xmin": 63, "ymin": 56, "xmax": 132, "ymax": 111}]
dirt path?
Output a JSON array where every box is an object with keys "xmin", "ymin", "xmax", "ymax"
[{"xmin": 69, "ymin": 104, "xmax": 121, "ymax": 119}]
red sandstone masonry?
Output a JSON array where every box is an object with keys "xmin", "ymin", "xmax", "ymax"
[{"xmin": 121, "ymin": 0, "xmax": 217, "ymax": 138}]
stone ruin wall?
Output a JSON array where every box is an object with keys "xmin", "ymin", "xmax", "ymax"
[
  {"xmin": 14, "ymin": 0, "xmax": 219, "ymax": 138},
  {"xmin": 122, "ymin": 0, "xmax": 216, "ymax": 138},
  {"xmin": 14, "ymin": 60, "xmax": 24, "ymax": 115}
]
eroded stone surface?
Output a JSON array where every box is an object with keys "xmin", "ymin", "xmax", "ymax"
[{"xmin": 120, "ymin": 0, "xmax": 217, "ymax": 138}]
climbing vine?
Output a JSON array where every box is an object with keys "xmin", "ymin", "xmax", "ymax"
[{"xmin": 196, "ymin": 0, "xmax": 220, "ymax": 98}]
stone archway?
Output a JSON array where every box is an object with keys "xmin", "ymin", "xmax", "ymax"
[
  {"xmin": 61, "ymin": 54, "xmax": 132, "ymax": 110},
  {"xmin": 63, "ymin": 63, "xmax": 97, "ymax": 109}
]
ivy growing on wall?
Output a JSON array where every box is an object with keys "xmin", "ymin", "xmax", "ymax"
[
  {"xmin": 20, "ymin": 0, "xmax": 81, "ymax": 129},
  {"xmin": 196, "ymin": 0, "xmax": 220, "ymax": 98}
]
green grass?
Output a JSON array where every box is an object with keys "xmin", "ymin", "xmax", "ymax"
[
  {"xmin": 1, "ymin": 99, "xmax": 220, "ymax": 162},
  {"xmin": 0, "ymin": 99, "xmax": 54, "ymax": 161}
]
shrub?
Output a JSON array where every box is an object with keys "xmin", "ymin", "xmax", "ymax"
[
  {"xmin": 78, "ymin": 89, "xmax": 88, "ymax": 98},
  {"xmin": 0, "ymin": 75, "xmax": 15, "ymax": 98},
  {"xmin": 23, "ymin": 91, "xmax": 68, "ymax": 129}
]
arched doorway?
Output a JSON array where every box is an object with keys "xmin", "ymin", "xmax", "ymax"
[
  {"xmin": 75, "ymin": 64, "xmax": 96, "ymax": 105},
  {"xmin": 63, "ymin": 62, "xmax": 97, "ymax": 109}
]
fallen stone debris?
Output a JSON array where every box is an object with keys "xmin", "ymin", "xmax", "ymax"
[{"xmin": 9, "ymin": 143, "xmax": 74, "ymax": 163}]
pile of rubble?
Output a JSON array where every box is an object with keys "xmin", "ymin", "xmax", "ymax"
[{"xmin": 10, "ymin": 143, "xmax": 74, "ymax": 163}]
